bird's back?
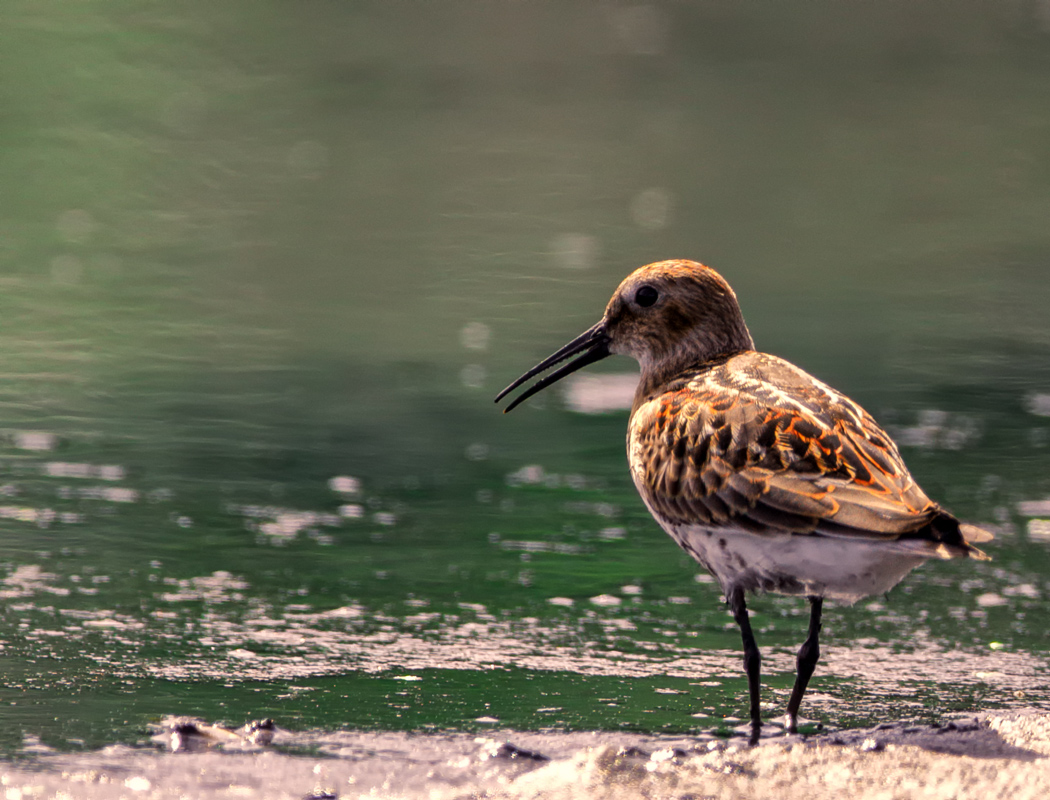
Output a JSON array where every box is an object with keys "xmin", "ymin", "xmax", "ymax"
[{"xmin": 627, "ymin": 351, "xmax": 989, "ymax": 598}]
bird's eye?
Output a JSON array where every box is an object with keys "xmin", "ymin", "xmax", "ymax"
[{"xmin": 635, "ymin": 285, "xmax": 659, "ymax": 308}]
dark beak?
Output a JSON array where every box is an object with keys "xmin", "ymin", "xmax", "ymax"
[{"xmin": 495, "ymin": 320, "xmax": 612, "ymax": 413}]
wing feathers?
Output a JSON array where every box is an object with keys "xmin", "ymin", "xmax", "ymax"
[
  {"xmin": 631, "ymin": 353, "xmax": 991, "ymax": 559},
  {"xmin": 760, "ymin": 474, "xmax": 837, "ymax": 518}
]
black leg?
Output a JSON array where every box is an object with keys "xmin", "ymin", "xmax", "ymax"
[
  {"xmin": 785, "ymin": 596, "xmax": 823, "ymax": 733},
  {"xmin": 728, "ymin": 586, "xmax": 762, "ymax": 744}
]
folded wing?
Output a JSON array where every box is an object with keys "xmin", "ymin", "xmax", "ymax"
[{"xmin": 632, "ymin": 360, "xmax": 990, "ymax": 560}]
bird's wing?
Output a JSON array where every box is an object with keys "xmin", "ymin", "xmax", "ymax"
[{"xmin": 630, "ymin": 359, "xmax": 988, "ymax": 556}]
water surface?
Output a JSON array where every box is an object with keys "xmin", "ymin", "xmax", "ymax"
[{"xmin": 2, "ymin": 1, "xmax": 1050, "ymax": 791}]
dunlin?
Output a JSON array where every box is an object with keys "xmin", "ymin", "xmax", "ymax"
[{"xmin": 496, "ymin": 259, "xmax": 991, "ymax": 742}]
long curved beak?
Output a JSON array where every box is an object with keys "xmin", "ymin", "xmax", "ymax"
[{"xmin": 495, "ymin": 320, "xmax": 611, "ymax": 413}]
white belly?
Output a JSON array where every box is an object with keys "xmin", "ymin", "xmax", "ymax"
[{"xmin": 661, "ymin": 522, "xmax": 928, "ymax": 603}]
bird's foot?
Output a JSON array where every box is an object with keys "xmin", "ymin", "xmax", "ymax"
[{"xmin": 747, "ymin": 720, "xmax": 762, "ymax": 747}]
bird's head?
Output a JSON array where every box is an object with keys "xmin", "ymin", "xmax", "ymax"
[{"xmin": 496, "ymin": 259, "xmax": 754, "ymax": 412}]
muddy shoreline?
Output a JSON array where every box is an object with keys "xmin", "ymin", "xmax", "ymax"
[{"xmin": 0, "ymin": 711, "xmax": 1047, "ymax": 799}]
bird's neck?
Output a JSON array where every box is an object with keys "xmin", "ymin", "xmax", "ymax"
[
  {"xmin": 631, "ymin": 352, "xmax": 734, "ymax": 414},
  {"xmin": 630, "ymin": 325, "xmax": 755, "ymax": 415}
]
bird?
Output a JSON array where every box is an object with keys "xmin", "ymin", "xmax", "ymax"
[{"xmin": 495, "ymin": 259, "xmax": 992, "ymax": 743}]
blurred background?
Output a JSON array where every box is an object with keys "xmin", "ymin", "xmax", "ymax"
[{"xmin": 2, "ymin": 0, "xmax": 1050, "ymax": 752}]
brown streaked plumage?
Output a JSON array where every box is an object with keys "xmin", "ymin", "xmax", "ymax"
[{"xmin": 496, "ymin": 259, "xmax": 992, "ymax": 742}]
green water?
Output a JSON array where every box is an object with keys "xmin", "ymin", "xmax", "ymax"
[{"xmin": 1, "ymin": 0, "xmax": 1050, "ymax": 755}]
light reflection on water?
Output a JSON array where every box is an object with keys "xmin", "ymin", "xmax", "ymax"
[{"xmin": 0, "ymin": 420, "xmax": 1047, "ymax": 751}]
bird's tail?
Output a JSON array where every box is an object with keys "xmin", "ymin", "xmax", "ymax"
[
  {"xmin": 958, "ymin": 522, "xmax": 993, "ymax": 561},
  {"xmin": 902, "ymin": 512, "xmax": 993, "ymax": 561}
]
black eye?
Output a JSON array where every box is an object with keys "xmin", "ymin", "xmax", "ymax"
[{"xmin": 635, "ymin": 285, "xmax": 659, "ymax": 308}]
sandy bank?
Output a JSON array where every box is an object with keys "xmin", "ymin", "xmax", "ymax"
[{"xmin": 1, "ymin": 712, "xmax": 1048, "ymax": 799}]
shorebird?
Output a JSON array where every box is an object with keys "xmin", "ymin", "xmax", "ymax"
[{"xmin": 495, "ymin": 259, "xmax": 992, "ymax": 742}]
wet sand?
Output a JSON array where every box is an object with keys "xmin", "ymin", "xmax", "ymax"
[
  {"xmin": 1, "ymin": 711, "xmax": 1048, "ymax": 799},
  {"xmin": 500, "ymin": 712, "xmax": 1050, "ymax": 800}
]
